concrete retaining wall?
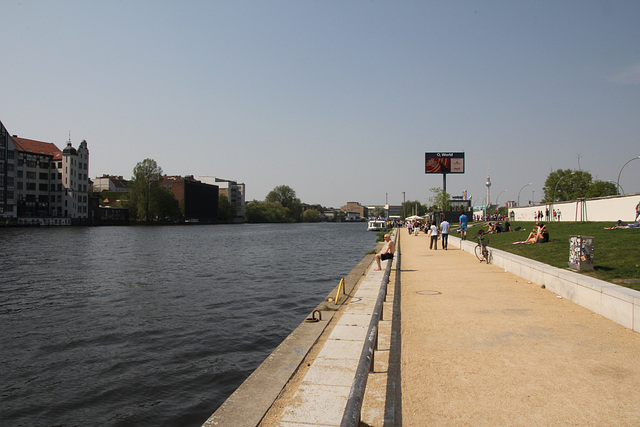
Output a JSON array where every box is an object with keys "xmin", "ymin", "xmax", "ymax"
[
  {"xmin": 508, "ymin": 192, "xmax": 640, "ymax": 222},
  {"xmin": 453, "ymin": 235, "xmax": 640, "ymax": 333}
]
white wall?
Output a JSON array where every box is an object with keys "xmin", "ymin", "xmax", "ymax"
[{"xmin": 509, "ymin": 192, "xmax": 640, "ymax": 222}]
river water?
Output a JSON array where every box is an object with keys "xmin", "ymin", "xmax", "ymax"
[{"xmin": 0, "ymin": 222, "xmax": 377, "ymax": 426}]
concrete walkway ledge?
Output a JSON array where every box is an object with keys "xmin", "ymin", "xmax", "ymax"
[{"xmin": 452, "ymin": 235, "xmax": 640, "ymax": 333}]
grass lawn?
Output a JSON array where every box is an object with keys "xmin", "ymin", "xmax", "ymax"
[{"xmin": 462, "ymin": 221, "xmax": 640, "ymax": 291}]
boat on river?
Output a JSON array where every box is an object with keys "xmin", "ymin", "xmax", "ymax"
[{"xmin": 367, "ymin": 218, "xmax": 389, "ymax": 231}]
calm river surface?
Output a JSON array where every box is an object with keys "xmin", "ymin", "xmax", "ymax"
[{"xmin": 0, "ymin": 222, "xmax": 377, "ymax": 426}]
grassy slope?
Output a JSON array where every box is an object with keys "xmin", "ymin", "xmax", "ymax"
[{"xmin": 462, "ymin": 221, "xmax": 640, "ymax": 291}]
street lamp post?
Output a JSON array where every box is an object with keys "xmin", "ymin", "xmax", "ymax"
[
  {"xmin": 616, "ymin": 156, "xmax": 640, "ymax": 195},
  {"xmin": 517, "ymin": 183, "xmax": 532, "ymax": 206},
  {"xmin": 607, "ymin": 180, "xmax": 624, "ymax": 195},
  {"xmin": 480, "ymin": 196, "xmax": 487, "ymax": 221},
  {"xmin": 495, "ymin": 190, "xmax": 508, "ymax": 206}
]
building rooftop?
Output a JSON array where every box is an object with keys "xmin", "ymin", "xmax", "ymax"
[{"xmin": 13, "ymin": 136, "xmax": 63, "ymax": 160}]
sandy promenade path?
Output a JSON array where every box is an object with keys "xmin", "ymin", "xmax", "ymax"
[{"xmin": 399, "ymin": 227, "xmax": 640, "ymax": 426}]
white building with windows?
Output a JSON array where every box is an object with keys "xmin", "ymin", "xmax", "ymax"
[
  {"xmin": 93, "ymin": 175, "xmax": 128, "ymax": 192},
  {"xmin": 0, "ymin": 120, "xmax": 90, "ymax": 223}
]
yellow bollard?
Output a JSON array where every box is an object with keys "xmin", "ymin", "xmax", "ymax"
[{"xmin": 334, "ymin": 278, "xmax": 345, "ymax": 304}]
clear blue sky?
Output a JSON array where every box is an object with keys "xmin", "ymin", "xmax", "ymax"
[{"xmin": 2, "ymin": 0, "xmax": 639, "ymax": 208}]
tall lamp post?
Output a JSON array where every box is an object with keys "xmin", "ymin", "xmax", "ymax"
[
  {"xmin": 480, "ymin": 196, "xmax": 487, "ymax": 221},
  {"xmin": 616, "ymin": 155, "xmax": 640, "ymax": 195},
  {"xmin": 517, "ymin": 183, "xmax": 532, "ymax": 206},
  {"xmin": 485, "ymin": 176, "xmax": 491, "ymax": 220},
  {"xmin": 607, "ymin": 180, "xmax": 624, "ymax": 195},
  {"xmin": 495, "ymin": 190, "xmax": 508, "ymax": 206}
]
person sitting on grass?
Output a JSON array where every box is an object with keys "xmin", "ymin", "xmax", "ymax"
[
  {"xmin": 524, "ymin": 222, "xmax": 548, "ymax": 244},
  {"xmin": 604, "ymin": 220, "xmax": 640, "ymax": 229}
]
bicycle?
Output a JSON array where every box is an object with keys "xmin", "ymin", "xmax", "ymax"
[{"xmin": 475, "ymin": 232, "xmax": 490, "ymax": 263}]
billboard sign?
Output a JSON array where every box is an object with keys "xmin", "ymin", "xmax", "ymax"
[{"xmin": 425, "ymin": 152, "xmax": 465, "ymax": 174}]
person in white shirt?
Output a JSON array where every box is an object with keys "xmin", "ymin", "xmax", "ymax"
[
  {"xmin": 429, "ymin": 221, "xmax": 439, "ymax": 250},
  {"xmin": 440, "ymin": 219, "xmax": 450, "ymax": 250}
]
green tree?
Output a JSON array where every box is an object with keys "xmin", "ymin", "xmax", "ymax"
[
  {"xmin": 128, "ymin": 158, "xmax": 164, "ymax": 222},
  {"xmin": 333, "ymin": 210, "xmax": 346, "ymax": 221},
  {"xmin": 402, "ymin": 200, "xmax": 426, "ymax": 218},
  {"xmin": 218, "ymin": 195, "xmax": 236, "ymax": 222},
  {"xmin": 428, "ymin": 187, "xmax": 452, "ymax": 211},
  {"xmin": 543, "ymin": 169, "xmax": 617, "ymax": 202},
  {"xmin": 151, "ymin": 186, "xmax": 181, "ymax": 221},
  {"xmin": 265, "ymin": 185, "xmax": 302, "ymax": 222},
  {"xmin": 372, "ymin": 206, "xmax": 386, "ymax": 217},
  {"xmin": 585, "ymin": 180, "xmax": 618, "ymax": 198},
  {"xmin": 302, "ymin": 209, "xmax": 321, "ymax": 222},
  {"xmin": 245, "ymin": 200, "xmax": 293, "ymax": 223}
]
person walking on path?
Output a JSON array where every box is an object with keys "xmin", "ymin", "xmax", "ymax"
[
  {"xmin": 429, "ymin": 221, "xmax": 439, "ymax": 250},
  {"xmin": 440, "ymin": 219, "xmax": 450, "ymax": 250},
  {"xmin": 459, "ymin": 211, "xmax": 468, "ymax": 240},
  {"xmin": 635, "ymin": 200, "xmax": 640, "ymax": 221},
  {"xmin": 373, "ymin": 234, "xmax": 395, "ymax": 271}
]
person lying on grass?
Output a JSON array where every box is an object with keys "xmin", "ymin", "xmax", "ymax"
[{"xmin": 604, "ymin": 220, "xmax": 640, "ymax": 229}]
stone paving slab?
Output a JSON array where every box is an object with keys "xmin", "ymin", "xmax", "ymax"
[
  {"xmin": 279, "ymin": 383, "xmax": 350, "ymax": 425},
  {"xmin": 326, "ymin": 324, "xmax": 368, "ymax": 342},
  {"xmin": 315, "ymin": 339, "xmax": 364, "ymax": 361},
  {"xmin": 299, "ymin": 357, "xmax": 359, "ymax": 387}
]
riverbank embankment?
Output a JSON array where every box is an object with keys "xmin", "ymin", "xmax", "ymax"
[
  {"xmin": 206, "ymin": 225, "xmax": 640, "ymax": 426},
  {"xmin": 203, "ymin": 239, "xmax": 386, "ymax": 426}
]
